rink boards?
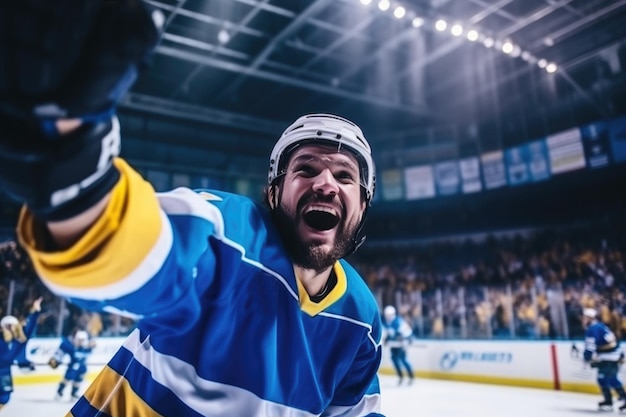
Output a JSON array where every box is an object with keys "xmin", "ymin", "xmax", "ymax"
[
  {"xmin": 13, "ymin": 337, "xmax": 608, "ymax": 393},
  {"xmin": 379, "ymin": 339, "xmax": 607, "ymax": 394}
]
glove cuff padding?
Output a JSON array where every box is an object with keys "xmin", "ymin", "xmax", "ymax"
[{"xmin": 0, "ymin": 117, "xmax": 121, "ymax": 221}]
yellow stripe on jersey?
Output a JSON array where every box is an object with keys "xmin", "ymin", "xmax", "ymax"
[
  {"xmin": 298, "ymin": 261, "xmax": 347, "ymax": 316},
  {"xmin": 18, "ymin": 158, "xmax": 163, "ymax": 288},
  {"xmin": 74, "ymin": 365, "xmax": 163, "ymax": 417}
]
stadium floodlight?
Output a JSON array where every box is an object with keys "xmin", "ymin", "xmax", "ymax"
[
  {"xmin": 378, "ymin": 0, "xmax": 390, "ymax": 11},
  {"xmin": 537, "ymin": 59, "xmax": 548, "ymax": 68},
  {"xmin": 412, "ymin": 17, "xmax": 424, "ymax": 28},
  {"xmin": 360, "ymin": 0, "xmax": 372, "ymax": 4},
  {"xmin": 393, "ymin": 6, "xmax": 406, "ymax": 18},
  {"xmin": 217, "ymin": 29, "xmax": 230, "ymax": 44},
  {"xmin": 483, "ymin": 37, "xmax": 494, "ymax": 48},
  {"xmin": 435, "ymin": 19, "xmax": 447, "ymax": 31},
  {"xmin": 451, "ymin": 24, "xmax": 463, "ymax": 37},
  {"xmin": 466, "ymin": 30, "xmax": 479, "ymax": 42},
  {"xmin": 502, "ymin": 41, "xmax": 514, "ymax": 54},
  {"xmin": 546, "ymin": 63, "xmax": 558, "ymax": 73}
]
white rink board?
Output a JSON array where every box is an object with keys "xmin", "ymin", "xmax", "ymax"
[{"xmin": 379, "ymin": 339, "xmax": 619, "ymax": 393}]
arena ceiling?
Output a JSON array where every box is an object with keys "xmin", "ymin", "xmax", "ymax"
[{"xmin": 122, "ymin": 0, "xmax": 626, "ymax": 160}]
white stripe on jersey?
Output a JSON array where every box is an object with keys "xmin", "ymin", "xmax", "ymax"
[
  {"xmin": 122, "ymin": 329, "xmax": 320, "ymax": 417},
  {"xmin": 322, "ymin": 393, "xmax": 382, "ymax": 417}
]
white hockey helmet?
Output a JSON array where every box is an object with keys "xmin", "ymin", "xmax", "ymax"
[
  {"xmin": 74, "ymin": 330, "xmax": 89, "ymax": 341},
  {"xmin": 0, "ymin": 315, "xmax": 19, "ymax": 328},
  {"xmin": 268, "ymin": 114, "xmax": 376, "ymax": 204},
  {"xmin": 583, "ymin": 308, "xmax": 598, "ymax": 319},
  {"xmin": 383, "ymin": 305, "xmax": 397, "ymax": 319}
]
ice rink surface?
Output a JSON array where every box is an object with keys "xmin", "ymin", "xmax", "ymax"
[{"xmin": 1, "ymin": 374, "xmax": 614, "ymax": 416}]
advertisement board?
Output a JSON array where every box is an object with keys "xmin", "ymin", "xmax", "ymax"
[
  {"xmin": 481, "ymin": 151, "xmax": 507, "ymax": 189},
  {"xmin": 404, "ymin": 165, "xmax": 435, "ymax": 200},
  {"xmin": 459, "ymin": 157, "xmax": 482, "ymax": 193},
  {"xmin": 546, "ymin": 127, "xmax": 586, "ymax": 174}
]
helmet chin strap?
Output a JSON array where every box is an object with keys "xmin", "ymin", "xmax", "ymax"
[{"xmin": 345, "ymin": 203, "xmax": 369, "ymax": 257}]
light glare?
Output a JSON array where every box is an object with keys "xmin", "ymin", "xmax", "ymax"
[
  {"xmin": 467, "ymin": 30, "xmax": 479, "ymax": 41},
  {"xmin": 451, "ymin": 24, "xmax": 463, "ymax": 36},
  {"xmin": 502, "ymin": 41, "xmax": 513, "ymax": 54},
  {"xmin": 435, "ymin": 19, "xmax": 447, "ymax": 31},
  {"xmin": 412, "ymin": 17, "xmax": 424, "ymax": 28},
  {"xmin": 546, "ymin": 63, "xmax": 558, "ymax": 73},
  {"xmin": 393, "ymin": 6, "xmax": 406, "ymax": 18},
  {"xmin": 360, "ymin": 0, "xmax": 372, "ymax": 4},
  {"xmin": 483, "ymin": 37, "xmax": 494, "ymax": 48},
  {"xmin": 538, "ymin": 59, "xmax": 547, "ymax": 68},
  {"xmin": 378, "ymin": 0, "xmax": 390, "ymax": 11}
]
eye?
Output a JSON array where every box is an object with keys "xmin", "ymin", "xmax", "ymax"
[
  {"xmin": 335, "ymin": 170, "xmax": 356, "ymax": 183},
  {"xmin": 294, "ymin": 164, "xmax": 317, "ymax": 177}
]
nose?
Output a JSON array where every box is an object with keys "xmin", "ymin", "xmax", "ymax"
[{"xmin": 312, "ymin": 168, "xmax": 339, "ymax": 196}]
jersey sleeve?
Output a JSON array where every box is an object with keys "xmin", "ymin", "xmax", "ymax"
[{"xmin": 17, "ymin": 158, "xmax": 219, "ymax": 334}]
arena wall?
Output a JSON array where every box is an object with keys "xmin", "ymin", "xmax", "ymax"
[{"xmin": 378, "ymin": 340, "xmax": 607, "ymax": 394}]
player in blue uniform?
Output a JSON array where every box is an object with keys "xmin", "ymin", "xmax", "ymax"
[
  {"xmin": 382, "ymin": 305, "xmax": 414, "ymax": 385},
  {"xmin": 0, "ymin": 298, "xmax": 42, "ymax": 410},
  {"xmin": 50, "ymin": 330, "xmax": 96, "ymax": 401},
  {"xmin": 582, "ymin": 308, "xmax": 626, "ymax": 412},
  {"xmin": 0, "ymin": 2, "xmax": 384, "ymax": 415}
]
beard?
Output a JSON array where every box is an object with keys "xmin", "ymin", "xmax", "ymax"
[{"xmin": 272, "ymin": 200, "xmax": 358, "ymax": 272}]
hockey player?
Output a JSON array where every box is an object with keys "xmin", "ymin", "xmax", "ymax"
[
  {"xmin": 582, "ymin": 308, "xmax": 626, "ymax": 412},
  {"xmin": 0, "ymin": 2, "xmax": 384, "ymax": 416},
  {"xmin": 382, "ymin": 305, "xmax": 414, "ymax": 385},
  {"xmin": 0, "ymin": 298, "xmax": 42, "ymax": 410},
  {"xmin": 50, "ymin": 330, "xmax": 96, "ymax": 401}
]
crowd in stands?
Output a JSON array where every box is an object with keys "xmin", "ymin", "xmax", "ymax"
[
  {"xmin": 1, "ymin": 220, "xmax": 625, "ymax": 341},
  {"xmin": 350, "ymin": 221, "xmax": 626, "ymax": 340}
]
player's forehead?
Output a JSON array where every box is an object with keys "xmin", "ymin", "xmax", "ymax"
[{"xmin": 288, "ymin": 144, "xmax": 360, "ymax": 170}]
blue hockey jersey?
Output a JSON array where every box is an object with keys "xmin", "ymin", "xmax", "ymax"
[
  {"xmin": 0, "ymin": 311, "xmax": 40, "ymax": 378},
  {"xmin": 18, "ymin": 158, "xmax": 384, "ymax": 417},
  {"xmin": 584, "ymin": 321, "xmax": 623, "ymax": 362},
  {"xmin": 54, "ymin": 338, "xmax": 93, "ymax": 377}
]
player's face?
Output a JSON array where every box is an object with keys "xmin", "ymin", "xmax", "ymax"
[{"xmin": 274, "ymin": 144, "xmax": 365, "ymax": 271}]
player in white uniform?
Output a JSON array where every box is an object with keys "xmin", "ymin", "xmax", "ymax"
[{"xmin": 382, "ymin": 305, "xmax": 414, "ymax": 385}]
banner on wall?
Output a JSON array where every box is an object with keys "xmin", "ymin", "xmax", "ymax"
[
  {"xmin": 481, "ymin": 151, "xmax": 506, "ymax": 189},
  {"xmin": 527, "ymin": 139, "xmax": 550, "ymax": 182},
  {"xmin": 434, "ymin": 161, "xmax": 461, "ymax": 196},
  {"xmin": 504, "ymin": 145, "xmax": 529, "ymax": 186},
  {"xmin": 609, "ymin": 115, "xmax": 626, "ymax": 163},
  {"xmin": 380, "ymin": 169, "xmax": 404, "ymax": 201},
  {"xmin": 546, "ymin": 127, "xmax": 586, "ymax": 174},
  {"xmin": 404, "ymin": 165, "xmax": 435, "ymax": 200},
  {"xmin": 459, "ymin": 157, "xmax": 482, "ymax": 194},
  {"xmin": 580, "ymin": 121, "xmax": 611, "ymax": 169}
]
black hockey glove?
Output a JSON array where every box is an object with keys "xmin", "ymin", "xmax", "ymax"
[
  {"xmin": 0, "ymin": 0, "xmax": 163, "ymax": 220},
  {"xmin": 0, "ymin": 0, "xmax": 164, "ymax": 130},
  {"xmin": 0, "ymin": 116, "xmax": 121, "ymax": 221}
]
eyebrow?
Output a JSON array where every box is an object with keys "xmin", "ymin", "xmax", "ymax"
[{"xmin": 290, "ymin": 152, "xmax": 359, "ymax": 171}]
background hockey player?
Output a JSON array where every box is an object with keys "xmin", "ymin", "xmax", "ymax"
[
  {"xmin": 0, "ymin": 297, "xmax": 42, "ymax": 410},
  {"xmin": 382, "ymin": 305, "xmax": 414, "ymax": 385},
  {"xmin": 583, "ymin": 307, "xmax": 626, "ymax": 412},
  {"xmin": 50, "ymin": 330, "xmax": 96, "ymax": 401},
  {"xmin": 0, "ymin": 1, "xmax": 384, "ymax": 415}
]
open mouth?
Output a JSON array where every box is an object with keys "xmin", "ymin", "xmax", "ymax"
[{"xmin": 303, "ymin": 209, "xmax": 340, "ymax": 231}]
